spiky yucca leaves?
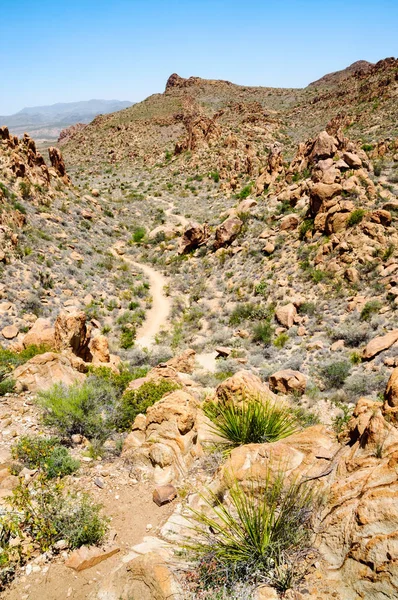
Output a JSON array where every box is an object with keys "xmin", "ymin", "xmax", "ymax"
[
  {"xmin": 185, "ymin": 472, "xmax": 314, "ymax": 592},
  {"xmin": 203, "ymin": 396, "xmax": 298, "ymax": 449}
]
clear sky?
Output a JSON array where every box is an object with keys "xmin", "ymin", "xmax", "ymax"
[{"xmin": 1, "ymin": 0, "xmax": 397, "ymax": 114}]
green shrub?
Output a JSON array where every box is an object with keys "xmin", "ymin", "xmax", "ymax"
[
  {"xmin": 252, "ymin": 320, "xmax": 273, "ymax": 346},
  {"xmin": 330, "ymin": 321, "xmax": 371, "ymax": 347},
  {"xmin": 11, "ymin": 435, "xmax": 79, "ymax": 479},
  {"xmin": 131, "ymin": 226, "xmax": 146, "ymax": 243},
  {"xmin": 360, "ymin": 300, "xmax": 381, "ymax": 321},
  {"xmin": 120, "ymin": 327, "xmax": 136, "ymax": 349},
  {"xmin": 347, "ymin": 209, "xmax": 365, "ymax": 227},
  {"xmin": 298, "ymin": 219, "xmax": 314, "ymax": 240},
  {"xmin": 210, "ymin": 171, "xmax": 220, "ymax": 183},
  {"xmin": 116, "ymin": 379, "xmax": 179, "ymax": 431},
  {"xmin": 0, "ymin": 378, "xmax": 15, "ymax": 396},
  {"xmin": 203, "ymin": 397, "xmax": 298, "ymax": 449},
  {"xmin": 273, "ymin": 332, "xmax": 289, "ymax": 348},
  {"xmin": 19, "ymin": 181, "xmax": 31, "ymax": 199},
  {"xmin": 229, "ymin": 303, "xmax": 269, "ymax": 326},
  {"xmin": 382, "ymin": 244, "xmax": 395, "ymax": 261},
  {"xmin": 10, "ymin": 476, "xmax": 108, "ymax": 551},
  {"xmin": 237, "ymin": 184, "xmax": 252, "ymax": 199},
  {"xmin": 320, "ymin": 360, "xmax": 351, "ymax": 389},
  {"xmin": 185, "ymin": 472, "xmax": 315, "ymax": 593},
  {"xmin": 37, "ymin": 379, "xmax": 117, "ymax": 441}
]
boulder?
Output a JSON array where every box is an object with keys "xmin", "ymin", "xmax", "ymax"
[
  {"xmin": 310, "ymin": 131, "xmax": 338, "ymax": 160},
  {"xmin": 275, "ymin": 303, "xmax": 297, "ymax": 328},
  {"xmin": 362, "ymin": 329, "xmax": 398, "ymax": 360},
  {"xmin": 178, "ymin": 222, "xmax": 209, "ymax": 254},
  {"xmin": 54, "ymin": 310, "xmax": 92, "ymax": 361},
  {"xmin": 153, "ymin": 485, "xmax": 177, "ymax": 507},
  {"xmin": 89, "ymin": 334, "xmax": 110, "ymax": 364},
  {"xmin": 279, "ymin": 214, "xmax": 299, "ymax": 231},
  {"xmin": 65, "ymin": 545, "xmax": 120, "ymax": 571},
  {"xmin": 13, "ymin": 352, "xmax": 85, "ymax": 392},
  {"xmin": 22, "ymin": 318, "xmax": 55, "ymax": 349},
  {"xmin": 1, "ymin": 325, "xmax": 18, "ymax": 339},
  {"xmin": 215, "ymin": 370, "xmax": 275, "ymax": 404},
  {"xmin": 165, "ymin": 349, "xmax": 196, "ymax": 374},
  {"xmin": 269, "ymin": 369, "xmax": 306, "ymax": 394},
  {"xmin": 214, "ymin": 217, "xmax": 243, "ymax": 250},
  {"xmin": 343, "ymin": 151, "xmax": 362, "ymax": 168},
  {"xmin": 122, "ymin": 390, "xmax": 199, "ymax": 484},
  {"xmin": 309, "ymin": 182, "xmax": 342, "ymax": 216}
]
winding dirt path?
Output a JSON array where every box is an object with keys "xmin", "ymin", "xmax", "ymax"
[{"xmin": 130, "ymin": 259, "xmax": 171, "ymax": 348}]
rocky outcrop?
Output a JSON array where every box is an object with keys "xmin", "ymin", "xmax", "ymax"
[
  {"xmin": 22, "ymin": 318, "xmax": 55, "ymax": 349},
  {"xmin": 54, "ymin": 311, "xmax": 93, "ymax": 361},
  {"xmin": 214, "ymin": 216, "xmax": 242, "ymax": 250},
  {"xmin": 214, "ymin": 370, "xmax": 275, "ymax": 404},
  {"xmin": 178, "ymin": 222, "xmax": 209, "ymax": 254},
  {"xmin": 13, "ymin": 352, "xmax": 85, "ymax": 392},
  {"xmin": 122, "ymin": 390, "xmax": 199, "ymax": 484},
  {"xmin": 48, "ymin": 146, "xmax": 70, "ymax": 183}
]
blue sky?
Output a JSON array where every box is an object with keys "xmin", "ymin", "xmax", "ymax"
[{"xmin": 1, "ymin": 0, "xmax": 397, "ymax": 114}]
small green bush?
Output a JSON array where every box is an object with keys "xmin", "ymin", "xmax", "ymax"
[
  {"xmin": 360, "ymin": 300, "xmax": 381, "ymax": 321},
  {"xmin": 229, "ymin": 303, "xmax": 269, "ymax": 326},
  {"xmin": 320, "ymin": 360, "xmax": 351, "ymax": 389},
  {"xmin": 0, "ymin": 378, "xmax": 15, "ymax": 396},
  {"xmin": 11, "ymin": 435, "xmax": 79, "ymax": 479},
  {"xmin": 131, "ymin": 226, "xmax": 146, "ymax": 243},
  {"xmin": 347, "ymin": 209, "xmax": 365, "ymax": 227},
  {"xmin": 37, "ymin": 379, "xmax": 118, "ymax": 441},
  {"xmin": 252, "ymin": 320, "xmax": 273, "ymax": 345},
  {"xmin": 120, "ymin": 327, "xmax": 136, "ymax": 349},
  {"xmin": 298, "ymin": 219, "xmax": 314, "ymax": 240},
  {"xmin": 236, "ymin": 184, "xmax": 252, "ymax": 199},
  {"xmin": 273, "ymin": 332, "xmax": 289, "ymax": 348},
  {"xmin": 116, "ymin": 379, "xmax": 179, "ymax": 431},
  {"xmin": 9, "ymin": 476, "xmax": 107, "ymax": 551},
  {"xmin": 203, "ymin": 397, "xmax": 298, "ymax": 449}
]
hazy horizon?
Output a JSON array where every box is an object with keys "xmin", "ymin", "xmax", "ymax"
[{"xmin": 1, "ymin": 0, "xmax": 397, "ymax": 114}]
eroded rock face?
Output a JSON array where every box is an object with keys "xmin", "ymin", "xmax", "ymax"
[
  {"xmin": 214, "ymin": 216, "xmax": 242, "ymax": 250},
  {"xmin": 13, "ymin": 352, "xmax": 85, "ymax": 392},
  {"xmin": 54, "ymin": 311, "xmax": 92, "ymax": 362},
  {"xmin": 48, "ymin": 146, "xmax": 69, "ymax": 182},
  {"xmin": 315, "ymin": 398, "xmax": 398, "ymax": 599},
  {"xmin": 178, "ymin": 222, "xmax": 209, "ymax": 254},
  {"xmin": 275, "ymin": 303, "xmax": 297, "ymax": 328},
  {"xmin": 122, "ymin": 390, "xmax": 199, "ymax": 484}
]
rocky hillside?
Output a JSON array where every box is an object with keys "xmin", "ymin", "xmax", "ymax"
[{"xmin": 1, "ymin": 58, "xmax": 398, "ymax": 600}]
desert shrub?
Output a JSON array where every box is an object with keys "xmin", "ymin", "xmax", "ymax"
[
  {"xmin": 0, "ymin": 377, "xmax": 15, "ymax": 396},
  {"xmin": 89, "ymin": 364, "xmax": 148, "ymax": 395},
  {"xmin": 37, "ymin": 379, "xmax": 118, "ymax": 441},
  {"xmin": 131, "ymin": 226, "xmax": 146, "ymax": 243},
  {"xmin": 373, "ymin": 161, "xmax": 383, "ymax": 177},
  {"xmin": 360, "ymin": 300, "xmax": 381, "ymax": 321},
  {"xmin": 292, "ymin": 406, "xmax": 320, "ymax": 427},
  {"xmin": 237, "ymin": 184, "xmax": 252, "ymax": 199},
  {"xmin": 298, "ymin": 219, "xmax": 314, "ymax": 240},
  {"xmin": 273, "ymin": 332, "xmax": 289, "ymax": 348},
  {"xmin": 332, "ymin": 400, "xmax": 353, "ymax": 434},
  {"xmin": 252, "ymin": 320, "xmax": 273, "ymax": 345},
  {"xmin": 120, "ymin": 327, "xmax": 136, "ymax": 349},
  {"xmin": 12, "ymin": 436, "xmax": 79, "ymax": 479},
  {"xmin": 210, "ymin": 171, "xmax": 220, "ymax": 183},
  {"xmin": 203, "ymin": 397, "xmax": 298, "ymax": 449},
  {"xmin": 116, "ymin": 379, "xmax": 179, "ymax": 431},
  {"xmin": 19, "ymin": 181, "xmax": 31, "ymax": 199},
  {"xmin": 382, "ymin": 244, "xmax": 395, "ymax": 261},
  {"xmin": 329, "ymin": 320, "xmax": 371, "ymax": 347},
  {"xmin": 185, "ymin": 472, "xmax": 315, "ymax": 593},
  {"xmin": 9, "ymin": 475, "xmax": 108, "ymax": 551},
  {"xmin": 319, "ymin": 360, "xmax": 351, "ymax": 389},
  {"xmin": 298, "ymin": 302, "xmax": 317, "ymax": 316},
  {"xmin": 229, "ymin": 303, "xmax": 269, "ymax": 326},
  {"xmin": 347, "ymin": 209, "xmax": 365, "ymax": 227}
]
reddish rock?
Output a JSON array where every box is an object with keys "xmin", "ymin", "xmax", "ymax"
[
  {"xmin": 153, "ymin": 484, "xmax": 177, "ymax": 506},
  {"xmin": 65, "ymin": 545, "xmax": 120, "ymax": 571}
]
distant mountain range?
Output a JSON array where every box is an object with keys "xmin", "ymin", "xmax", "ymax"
[{"xmin": 0, "ymin": 99, "xmax": 134, "ymax": 140}]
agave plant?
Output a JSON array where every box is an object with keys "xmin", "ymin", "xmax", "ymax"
[
  {"xmin": 203, "ymin": 395, "xmax": 298, "ymax": 449},
  {"xmin": 184, "ymin": 471, "xmax": 315, "ymax": 592}
]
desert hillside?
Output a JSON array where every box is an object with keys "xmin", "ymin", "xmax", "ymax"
[{"xmin": 0, "ymin": 58, "xmax": 398, "ymax": 600}]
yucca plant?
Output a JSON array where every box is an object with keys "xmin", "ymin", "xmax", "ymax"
[
  {"xmin": 184, "ymin": 472, "xmax": 314, "ymax": 592},
  {"xmin": 203, "ymin": 396, "xmax": 298, "ymax": 449}
]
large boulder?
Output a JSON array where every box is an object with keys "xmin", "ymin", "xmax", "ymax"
[
  {"xmin": 214, "ymin": 217, "xmax": 243, "ymax": 250},
  {"xmin": 122, "ymin": 390, "xmax": 199, "ymax": 484},
  {"xmin": 362, "ymin": 329, "xmax": 398, "ymax": 360},
  {"xmin": 383, "ymin": 367, "xmax": 398, "ymax": 422},
  {"xmin": 178, "ymin": 223, "xmax": 209, "ymax": 254},
  {"xmin": 54, "ymin": 310, "xmax": 92, "ymax": 361},
  {"xmin": 268, "ymin": 369, "xmax": 306, "ymax": 395},
  {"xmin": 275, "ymin": 303, "xmax": 297, "ymax": 328},
  {"xmin": 214, "ymin": 370, "xmax": 275, "ymax": 404},
  {"xmin": 22, "ymin": 318, "xmax": 55, "ymax": 349},
  {"xmin": 13, "ymin": 352, "xmax": 85, "ymax": 392},
  {"xmin": 310, "ymin": 131, "xmax": 338, "ymax": 160},
  {"xmin": 89, "ymin": 333, "xmax": 110, "ymax": 364}
]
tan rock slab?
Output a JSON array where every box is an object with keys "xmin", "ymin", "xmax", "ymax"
[
  {"xmin": 65, "ymin": 545, "xmax": 120, "ymax": 571},
  {"xmin": 1, "ymin": 325, "xmax": 18, "ymax": 339},
  {"xmin": 362, "ymin": 330, "xmax": 398, "ymax": 360}
]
